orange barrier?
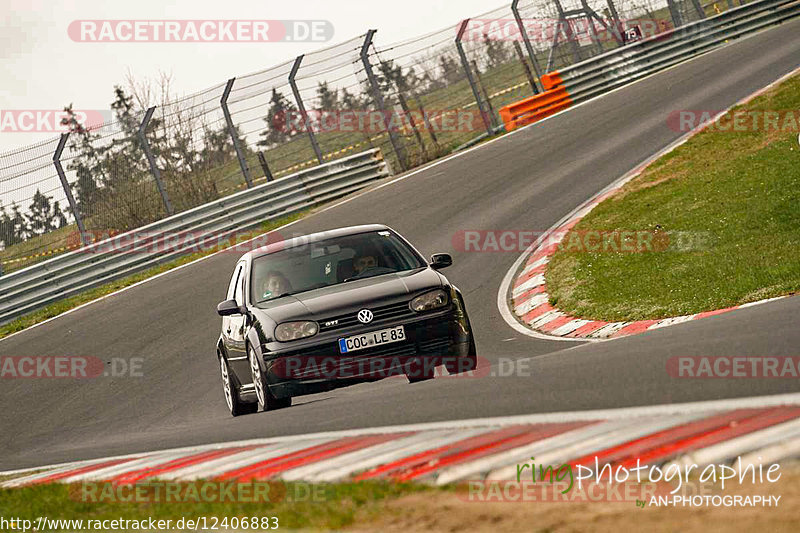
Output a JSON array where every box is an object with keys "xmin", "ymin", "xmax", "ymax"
[
  {"xmin": 498, "ymin": 77, "xmax": 573, "ymax": 131},
  {"xmin": 540, "ymin": 71, "xmax": 564, "ymax": 91}
]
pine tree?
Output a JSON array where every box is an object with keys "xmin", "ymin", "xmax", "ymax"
[
  {"xmin": 316, "ymin": 81, "xmax": 340, "ymax": 110},
  {"xmin": 483, "ymin": 33, "xmax": 511, "ymax": 70},
  {"xmin": 258, "ymin": 89, "xmax": 297, "ymax": 147},
  {"xmin": 27, "ymin": 189, "xmax": 65, "ymax": 235}
]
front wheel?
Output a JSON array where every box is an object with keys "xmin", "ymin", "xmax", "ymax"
[
  {"xmin": 220, "ymin": 356, "xmax": 257, "ymax": 417},
  {"xmin": 445, "ymin": 338, "xmax": 478, "ymax": 375},
  {"xmin": 248, "ymin": 346, "xmax": 291, "ymax": 411}
]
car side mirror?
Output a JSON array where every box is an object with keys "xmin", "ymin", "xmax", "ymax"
[
  {"xmin": 429, "ymin": 253, "xmax": 453, "ymax": 270},
  {"xmin": 217, "ymin": 299, "xmax": 241, "ymax": 316}
]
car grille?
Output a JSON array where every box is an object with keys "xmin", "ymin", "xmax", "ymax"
[{"xmin": 318, "ymin": 300, "xmax": 415, "ymax": 332}]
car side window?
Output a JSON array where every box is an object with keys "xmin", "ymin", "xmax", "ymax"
[
  {"xmin": 227, "ymin": 263, "xmax": 243, "ymax": 301},
  {"xmin": 234, "ymin": 263, "xmax": 246, "ymax": 306}
]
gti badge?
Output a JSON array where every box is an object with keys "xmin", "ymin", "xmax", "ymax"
[{"xmin": 357, "ymin": 309, "xmax": 373, "ymax": 324}]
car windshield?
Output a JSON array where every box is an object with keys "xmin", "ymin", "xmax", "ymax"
[{"xmin": 250, "ymin": 230, "xmax": 426, "ymax": 303}]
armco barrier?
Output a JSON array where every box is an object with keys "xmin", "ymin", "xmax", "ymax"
[
  {"xmin": 0, "ymin": 149, "xmax": 388, "ymax": 325},
  {"xmin": 500, "ymin": 0, "xmax": 800, "ymax": 131}
]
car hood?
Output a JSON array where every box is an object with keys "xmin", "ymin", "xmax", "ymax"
[{"xmin": 254, "ymin": 268, "xmax": 444, "ymax": 322}]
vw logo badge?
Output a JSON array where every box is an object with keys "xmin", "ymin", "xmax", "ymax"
[{"xmin": 357, "ymin": 309, "xmax": 373, "ymax": 324}]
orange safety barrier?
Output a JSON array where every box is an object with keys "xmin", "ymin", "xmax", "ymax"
[
  {"xmin": 498, "ymin": 77, "xmax": 573, "ymax": 131},
  {"xmin": 540, "ymin": 70, "xmax": 564, "ymax": 91}
]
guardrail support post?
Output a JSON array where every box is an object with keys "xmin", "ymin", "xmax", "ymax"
[
  {"xmin": 220, "ymin": 78, "xmax": 254, "ymax": 189},
  {"xmin": 138, "ymin": 106, "xmax": 174, "ymax": 215},
  {"xmin": 360, "ymin": 29, "xmax": 408, "ymax": 172},
  {"xmin": 511, "ymin": 0, "xmax": 542, "ymax": 94},
  {"xmin": 455, "ymin": 20, "xmax": 494, "ymax": 136},
  {"xmin": 53, "ymin": 133, "xmax": 89, "ymax": 246},
  {"xmin": 289, "ymin": 55, "xmax": 324, "ymax": 164}
]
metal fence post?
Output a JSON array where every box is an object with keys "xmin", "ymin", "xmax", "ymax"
[
  {"xmin": 360, "ymin": 29, "xmax": 408, "ymax": 172},
  {"xmin": 257, "ymin": 151, "xmax": 274, "ymax": 182},
  {"xmin": 513, "ymin": 41, "xmax": 538, "ymax": 94},
  {"xmin": 511, "ymin": 0, "xmax": 542, "ymax": 93},
  {"xmin": 138, "ymin": 106, "xmax": 173, "ymax": 215},
  {"xmin": 289, "ymin": 55, "xmax": 324, "ymax": 164},
  {"xmin": 53, "ymin": 133, "xmax": 89, "ymax": 246},
  {"xmin": 690, "ymin": 0, "xmax": 707, "ymax": 18},
  {"xmin": 455, "ymin": 20, "xmax": 494, "ymax": 136},
  {"xmin": 666, "ymin": 0, "xmax": 684, "ymax": 28},
  {"xmin": 220, "ymin": 78, "xmax": 254, "ymax": 189},
  {"xmin": 471, "ymin": 60, "xmax": 499, "ymax": 129}
]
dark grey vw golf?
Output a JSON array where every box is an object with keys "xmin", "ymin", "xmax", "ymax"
[{"xmin": 216, "ymin": 224, "xmax": 477, "ymax": 416}]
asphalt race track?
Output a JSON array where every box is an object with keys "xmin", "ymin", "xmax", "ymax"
[{"xmin": 2, "ymin": 20, "xmax": 800, "ymax": 470}]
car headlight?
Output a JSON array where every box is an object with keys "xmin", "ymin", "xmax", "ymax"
[
  {"xmin": 410, "ymin": 289, "xmax": 449, "ymax": 312},
  {"xmin": 275, "ymin": 321, "xmax": 319, "ymax": 342}
]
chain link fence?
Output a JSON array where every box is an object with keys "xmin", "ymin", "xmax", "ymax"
[{"xmin": 0, "ymin": 0, "xmax": 744, "ymax": 273}]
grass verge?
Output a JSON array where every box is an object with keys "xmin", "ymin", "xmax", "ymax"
[
  {"xmin": 0, "ymin": 480, "xmax": 442, "ymax": 531},
  {"xmin": 0, "ymin": 211, "xmax": 307, "ymax": 340},
  {"xmin": 545, "ymin": 72, "xmax": 800, "ymax": 322}
]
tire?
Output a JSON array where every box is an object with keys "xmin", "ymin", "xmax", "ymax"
[
  {"xmin": 445, "ymin": 338, "xmax": 478, "ymax": 375},
  {"xmin": 219, "ymin": 356, "xmax": 257, "ymax": 417},
  {"xmin": 248, "ymin": 346, "xmax": 292, "ymax": 411}
]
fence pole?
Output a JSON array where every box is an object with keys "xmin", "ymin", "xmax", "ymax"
[
  {"xmin": 513, "ymin": 41, "xmax": 538, "ymax": 93},
  {"xmin": 511, "ymin": 0, "xmax": 542, "ymax": 93},
  {"xmin": 53, "ymin": 133, "xmax": 89, "ymax": 246},
  {"xmin": 220, "ymin": 78, "xmax": 254, "ymax": 189},
  {"xmin": 666, "ymin": 0, "xmax": 684, "ymax": 28},
  {"xmin": 691, "ymin": 0, "xmax": 707, "ymax": 18},
  {"xmin": 360, "ymin": 29, "xmax": 408, "ymax": 172},
  {"xmin": 471, "ymin": 60, "xmax": 499, "ymax": 129},
  {"xmin": 138, "ymin": 106, "xmax": 173, "ymax": 215},
  {"xmin": 289, "ymin": 55, "xmax": 324, "ymax": 164},
  {"xmin": 455, "ymin": 20, "xmax": 494, "ymax": 136},
  {"xmin": 257, "ymin": 151, "xmax": 274, "ymax": 182}
]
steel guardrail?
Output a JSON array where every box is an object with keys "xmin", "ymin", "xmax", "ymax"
[
  {"xmin": 500, "ymin": 0, "xmax": 800, "ymax": 130},
  {"xmin": 0, "ymin": 149, "xmax": 389, "ymax": 325}
]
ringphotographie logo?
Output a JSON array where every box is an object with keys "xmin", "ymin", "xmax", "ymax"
[
  {"xmin": 68, "ymin": 20, "xmax": 334, "ymax": 43},
  {"xmin": 0, "ymin": 109, "xmax": 109, "ymax": 133}
]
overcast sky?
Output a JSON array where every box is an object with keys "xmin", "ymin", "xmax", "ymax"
[{"xmin": 1, "ymin": 0, "xmax": 501, "ymax": 153}]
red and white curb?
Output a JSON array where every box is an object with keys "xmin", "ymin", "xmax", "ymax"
[
  {"xmin": 509, "ymin": 211, "xmax": 789, "ymax": 340},
  {"xmin": 4, "ymin": 393, "xmax": 800, "ymax": 488},
  {"xmin": 503, "ymin": 66, "xmax": 800, "ymax": 341}
]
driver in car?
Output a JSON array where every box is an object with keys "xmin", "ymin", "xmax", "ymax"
[
  {"xmin": 260, "ymin": 271, "xmax": 292, "ymax": 300},
  {"xmin": 353, "ymin": 253, "xmax": 378, "ymax": 275}
]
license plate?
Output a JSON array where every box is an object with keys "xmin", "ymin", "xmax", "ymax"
[{"xmin": 338, "ymin": 326, "xmax": 406, "ymax": 353}]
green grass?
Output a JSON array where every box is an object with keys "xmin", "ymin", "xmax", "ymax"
[
  {"xmin": 0, "ymin": 211, "xmax": 307, "ymax": 340},
  {"xmin": 0, "ymin": 480, "xmax": 442, "ymax": 531},
  {"xmin": 545, "ymin": 73, "xmax": 800, "ymax": 322}
]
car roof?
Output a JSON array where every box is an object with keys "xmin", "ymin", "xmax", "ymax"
[{"xmin": 244, "ymin": 224, "xmax": 392, "ymax": 261}]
